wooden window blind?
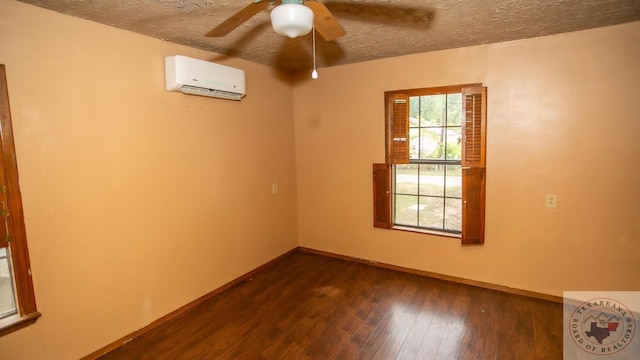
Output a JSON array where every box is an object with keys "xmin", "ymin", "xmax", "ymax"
[
  {"xmin": 372, "ymin": 163, "xmax": 392, "ymax": 229},
  {"xmin": 461, "ymin": 167, "xmax": 486, "ymax": 245},
  {"xmin": 385, "ymin": 93, "xmax": 410, "ymax": 164},
  {"xmin": 461, "ymin": 86, "xmax": 487, "ymax": 244},
  {"xmin": 462, "ymin": 86, "xmax": 487, "ymax": 168}
]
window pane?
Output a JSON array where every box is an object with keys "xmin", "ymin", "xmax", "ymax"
[
  {"xmin": 445, "ymin": 165, "xmax": 462, "ymax": 198},
  {"xmin": 395, "ymin": 165, "xmax": 418, "ymax": 195},
  {"xmin": 444, "ymin": 198, "xmax": 462, "ymax": 231},
  {"xmin": 421, "ymin": 127, "xmax": 445, "ymax": 160},
  {"xmin": 444, "ymin": 126, "xmax": 462, "ymax": 160},
  {"xmin": 419, "ymin": 164, "xmax": 445, "ymax": 196},
  {"xmin": 418, "ymin": 196, "xmax": 444, "ymax": 229},
  {"xmin": 394, "ymin": 194, "xmax": 418, "ymax": 227},
  {"xmin": 409, "ymin": 128, "xmax": 420, "ymax": 159},
  {"xmin": 409, "ymin": 97, "xmax": 420, "ymax": 123},
  {"xmin": 421, "ymin": 95, "xmax": 446, "ymax": 126},
  {"xmin": 415, "ymin": 128, "xmax": 434, "ymax": 160},
  {"xmin": 447, "ymin": 93, "xmax": 463, "ymax": 126},
  {"xmin": 0, "ymin": 247, "xmax": 17, "ymax": 318}
]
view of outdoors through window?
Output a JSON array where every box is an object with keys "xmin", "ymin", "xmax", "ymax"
[
  {"xmin": 0, "ymin": 247, "xmax": 17, "ymax": 318},
  {"xmin": 394, "ymin": 93, "xmax": 463, "ymax": 232}
]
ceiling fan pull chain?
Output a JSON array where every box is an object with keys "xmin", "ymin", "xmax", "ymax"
[{"xmin": 312, "ymin": 24, "xmax": 318, "ymax": 79}]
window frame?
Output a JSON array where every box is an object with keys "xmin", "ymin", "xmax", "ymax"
[
  {"xmin": 0, "ymin": 64, "xmax": 40, "ymax": 337},
  {"xmin": 373, "ymin": 84, "xmax": 487, "ymax": 245},
  {"xmin": 395, "ymin": 90, "xmax": 464, "ymax": 233}
]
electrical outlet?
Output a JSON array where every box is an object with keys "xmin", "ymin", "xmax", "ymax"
[
  {"xmin": 272, "ymin": 183, "xmax": 278, "ymax": 194},
  {"xmin": 545, "ymin": 194, "xmax": 557, "ymax": 208}
]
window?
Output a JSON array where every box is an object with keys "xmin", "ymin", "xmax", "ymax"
[
  {"xmin": 395, "ymin": 92, "xmax": 463, "ymax": 232},
  {"xmin": 373, "ymin": 84, "xmax": 487, "ymax": 245},
  {"xmin": 0, "ymin": 247, "xmax": 17, "ymax": 317},
  {"xmin": 0, "ymin": 64, "xmax": 40, "ymax": 337}
]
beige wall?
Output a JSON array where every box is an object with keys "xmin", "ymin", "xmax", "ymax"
[
  {"xmin": 0, "ymin": 1, "xmax": 298, "ymax": 358},
  {"xmin": 293, "ymin": 22, "xmax": 640, "ymax": 297}
]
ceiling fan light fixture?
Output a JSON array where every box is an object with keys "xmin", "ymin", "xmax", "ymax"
[{"xmin": 270, "ymin": 3, "xmax": 314, "ymax": 39}]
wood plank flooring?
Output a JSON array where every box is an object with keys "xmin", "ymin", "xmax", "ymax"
[{"xmin": 97, "ymin": 251, "xmax": 562, "ymax": 359}]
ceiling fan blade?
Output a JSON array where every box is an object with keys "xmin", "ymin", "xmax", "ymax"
[
  {"xmin": 205, "ymin": 1, "xmax": 272, "ymax": 37},
  {"xmin": 305, "ymin": 1, "xmax": 346, "ymax": 42}
]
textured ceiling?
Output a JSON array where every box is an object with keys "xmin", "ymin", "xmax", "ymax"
[{"xmin": 18, "ymin": 0, "xmax": 640, "ymax": 71}]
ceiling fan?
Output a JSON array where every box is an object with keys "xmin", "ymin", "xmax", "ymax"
[{"xmin": 205, "ymin": 0, "xmax": 346, "ymax": 42}]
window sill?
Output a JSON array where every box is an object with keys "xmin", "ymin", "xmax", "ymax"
[
  {"xmin": 392, "ymin": 225, "xmax": 461, "ymax": 239},
  {"xmin": 0, "ymin": 311, "xmax": 41, "ymax": 337}
]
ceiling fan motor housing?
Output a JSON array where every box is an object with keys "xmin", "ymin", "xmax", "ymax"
[{"xmin": 270, "ymin": 2, "xmax": 314, "ymax": 38}]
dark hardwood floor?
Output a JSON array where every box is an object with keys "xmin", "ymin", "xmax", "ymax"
[{"xmin": 97, "ymin": 251, "xmax": 562, "ymax": 359}]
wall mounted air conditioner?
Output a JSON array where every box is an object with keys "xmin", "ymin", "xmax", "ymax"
[{"xmin": 165, "ymin": 55, "xmax": 246, "ymax": 101}]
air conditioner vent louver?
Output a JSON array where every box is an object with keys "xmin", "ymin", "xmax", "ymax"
[{"xmin": 180, "ymin": 85, "xmax": 243, "ymax": 101}]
